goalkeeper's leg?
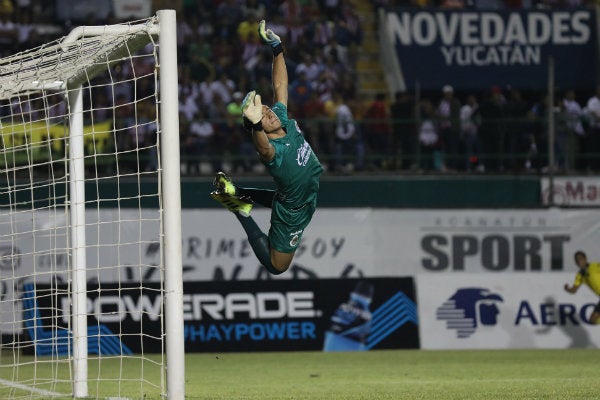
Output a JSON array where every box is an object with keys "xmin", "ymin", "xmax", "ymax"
[
  {"xmin": 213, "ymin": 171, "xmax": 275, "ymax": 208},
  {"xmin": 236, "ymin": 187, "xmax": 275, "ymax": 208},
  {"xmin": 235, "ymin": 214, "xmax": 288, "ymax": 275}
]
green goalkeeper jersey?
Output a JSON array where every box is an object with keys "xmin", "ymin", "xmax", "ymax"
[{"xmin": 264, "ymin": 102, "xmax": 323, "ymax": 208}]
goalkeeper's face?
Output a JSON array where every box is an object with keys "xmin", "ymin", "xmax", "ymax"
[{"xmin": 261, "ymin": 105, "xmax": 282, "ymax": 133}]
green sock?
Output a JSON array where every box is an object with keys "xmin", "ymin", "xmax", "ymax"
[
  {"xmin": 236, "ymin": 187, "xmax": 275, "ymax": 208},
  {"xmin": 235, "ymin": 213, "xmax": 282, "ymax": 275}
]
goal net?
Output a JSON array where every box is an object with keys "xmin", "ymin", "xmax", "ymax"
[{"xmin": 0, "ymin": 10, "xmax": 184, "ymax": 399}]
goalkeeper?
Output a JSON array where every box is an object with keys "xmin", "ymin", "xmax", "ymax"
[
  {"xmin": 564, "ymin": 250, "xmax": 600, "ymax": 324},
  {"xmin": 210, "ymin": 20, "xmax": 324, "ymax": 275}
]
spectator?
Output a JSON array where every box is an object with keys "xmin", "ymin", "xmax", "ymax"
[
  {"xmin": 527, "ymin": 94, "xmax": 550, "ymax": 171},
  {"xmin": 177, "ymin": 13, "xmax": 195, "ymax": 56},
  {"xmin": 0, "ymin": 1, "xmax": 17, "ymax": 56},
  {"xmin": 323, "ymin": 0, "xmax": 342, "ymax": 20},
  {"xmin": 114, "ymin": 94, "xmax": 135, "ymax": 152},
  {"xmin": 179, "ymin": 78, "xmax": 201, "ymax": 123},
  {"xmin": 227, "ymin": 91, "xmax": 255, "ymax": 172},
  {"xmin": 436, "ymin": 85, "xmax": 461, "ymax": 170},
  {"xmin": 332, "ymin": 91, "xmax": 363, "ymax": 172},
  {"xmin": 195, "ymin": 11, "xmax": 215, "ymax": 39},
  {"xmin": 240, "ymin": 32, "xmax": 262, "ymax": 66},
  {"xmin": 505, "ymin": 88, "xmax": 530, "ymax": 171},
  {"xmin": 460, "ymin": 94, "xmax": 483, "ymax": 171},
  {"xmin": 187, "ymin": 32, "xmax": 214, "ymax": 82},
  {"xmin": 562, "ymin": 89, "xmax": 586, "ymax": 171},
  {"xmin": 390, "ymin": 91, "xmax": 416, "ymax": 170},
  {"xmin": 241, "ymin": 0, "xmax": 266, "ymax": 20},
  {"xmin": 323, "ymin": 37, "xmax": 349, "ymax": 70},
  {"xmin": 364, "ymin": 93, "xmax": 392, "ymax": 169},
  {"xmin": 295, "ymin": 53, "xmax": 322, "ymax": 82},
  {"xmin": 480, "ymin": 86, "xmax": 507, "ymax": 171},
  {"xmin": 136, "ymin": 100, "xmax": 159, "ymax": 172},
  {"xmin": 183, "ymin": 107, "xmax": 218, "ymax": 174},
  {"xmin": 321, "ymin": 54, "xmax": 344, "ymax": 87},
  {"xmin": 314, "ymin": 70, "xmax": 336, "ymax": 104},
  {"xmin": 237, "ymin": 16, "xmax": 259, "ymax": 44},
  {"xmin": 336, "ymin": 72, "xmax": 357, "ymax": 101},
  {"xmin": 302, "ymin": 91, "xmax": 327, "ymax": 154},
  {"xmin": 310, "ymin": 15, "xmax": 334, "ymax": 47},
  {"xmin": 215, "ymin": 0, "xmax": 244, "ymax": 38},
  {"xmin": 585, "ymin": 85, "xmax": 600, "ymax": 171},
  {"xmin": 289, "ymin": 70, "xmax": 314, "ymax": 117},
  {"xmin": 339, "ymin": 4, "xmax": 363, "ymax": 46},
  {"xmin": 418, "ymin": 100, "xmax": 442, "ymax": 171},
  {"xmin": 15, "ymin": 8, "xmax": 37, "ymax": 47}
]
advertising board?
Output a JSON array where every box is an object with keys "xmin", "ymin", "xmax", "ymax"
[{"xmin": 417, "ymin": 273, "xmax": 599, "ymax": 349}]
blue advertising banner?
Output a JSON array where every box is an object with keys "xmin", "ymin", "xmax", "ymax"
[
  {"xmin": 386, "ymin": 8, "xmax": 598, "ymax": 90},
  {"xmin": 23, "ymin": 278, "xmax": 419, "ymax": 354},
  {"xmin": 181, "ymin": 278, "xmax": 419, "ymax": 352}
]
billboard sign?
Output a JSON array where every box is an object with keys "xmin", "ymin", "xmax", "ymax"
[
  {"xmin": 386, "ymin": 8, "xmax": 598, "ymax": 90},
  {"xmin": 418, "ymin": 273, "xmax": 600, "ymax": 349},
  {"xmin": 541, "ymin": 177, "xmax": 600, "ymax": 206},
  {"xmin": 24, "ymin": 278, "xmax": 419, "ymax": 353}
]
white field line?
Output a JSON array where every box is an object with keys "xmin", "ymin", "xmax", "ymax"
[{"xmin": 0, "ymin": 377, "xmax": 67, "ymax": 397}]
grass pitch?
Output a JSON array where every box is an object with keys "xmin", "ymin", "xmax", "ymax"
[
  {"xmin": 1, "ymin": 349, "xmax": 599, "ymax": 399},
  {"xmin": 188, "ymin": 349, "xmax": 599, "ymax": 400}
]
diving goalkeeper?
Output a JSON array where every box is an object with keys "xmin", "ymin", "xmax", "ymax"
[
  {"xmin": 564, "ymin": 250, "xmax": 600, "ymax": 324},
  {"xmin": 210, "ymin": 20, "xmax": 324, "ymax": 275}
]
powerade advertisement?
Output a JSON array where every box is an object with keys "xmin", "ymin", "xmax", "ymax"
[
  {"xmin": 181, "ymin": 278, "xmax": 419, "ymax": 352},
  {"xmin": 22, "ymin": 278, "xmax": 419, "ymax": 355},
  {"xmin": 386, "ymin": 8, "xmax": 598, "ymax": 90}
]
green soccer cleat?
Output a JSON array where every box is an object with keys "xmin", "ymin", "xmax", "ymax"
[
  {"xmin": 210, "ymin": 191, "xmax": 253, "ymax": 217},
  {"xmin": 213, "ymin": 171, "xmax": 237, "ymax": 196}
]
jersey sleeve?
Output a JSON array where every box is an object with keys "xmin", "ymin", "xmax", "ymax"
[
  {"xmin": 263, "ymin": 140, "xmax": 286, "ymax": 169},
  {"xmin": 573, "ymin": 272, "xmax": 583, "ymax": 287}
]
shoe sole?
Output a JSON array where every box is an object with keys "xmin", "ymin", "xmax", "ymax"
[
  {"xmin": 213, "ymin": 172, "xmax": 236, "ymax": 196},
  {"xmin": 210, "ymin": 191, "xmax": 252, "ymax": 215}
]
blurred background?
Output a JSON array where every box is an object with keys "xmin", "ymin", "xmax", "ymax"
[
  {"xmin": 2, "ymin": 0, "xmax": 597, "ymax": 179},
  {"xmin": 2, "ymin": 0, "xmax": 599, "ymax": 356}
]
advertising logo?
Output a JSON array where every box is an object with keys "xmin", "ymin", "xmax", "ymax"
[
  {"xmin": 21, "ymin": 283, "xmax": 132, "ymax": 356},
  {"xmin": 437, "ymin": 287, "xmax": 503, "ymax": 338},
  {"xmin": 183, "ymin": 278, "xmax": 420, "ymax": 352},
  {"xmin": 541, "ymin": 177, "xmax": 600, "ymax": 206},
  {"xmin": 420, "ymin": 214, "xmax": 571, "ymax": 272},
  {"xmin": 323, "ymin": 282, "xmax": 418, "ymax": 351}
]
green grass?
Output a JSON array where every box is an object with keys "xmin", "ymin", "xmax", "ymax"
[
  {"xmin": 1, "ymin": 349, "xmax": 599, "ymax": 399},
  {"xmin": 188, "ymin": 349, "xmax": 600, "ymax": 400}
]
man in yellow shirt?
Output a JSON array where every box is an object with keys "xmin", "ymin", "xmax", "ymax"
[{"xmin": 564, "ymin": 251, "xmax": 600, "ymax": 324}]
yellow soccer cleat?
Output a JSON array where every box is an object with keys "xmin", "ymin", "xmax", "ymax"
[
  {"xmin": 210, "ymin": 191, "xmax": 253, "ymax": 217},
  {"xmin": 213, "ymin": 171, "xmax": 237, "ymax": 196}
]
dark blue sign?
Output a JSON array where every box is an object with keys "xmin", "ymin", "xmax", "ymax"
[
  {"xmin": 437, "ymin": 287, "xmax": 503, "ymax": 338},
  {"xmin": 22, "ymin": 278, "xmax": 420, "ymax": 353},
  {"xmin": 181, "ymin": 278, "xmax": 419, "ymax": 352},
  {"xmin": 387, "ymin": 8, "xmax": 598, "ymax": 90}
]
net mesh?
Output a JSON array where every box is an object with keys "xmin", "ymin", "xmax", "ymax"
[{"xmin": 0, "ymin": 15, "xmax": 165, "ymax": 399}]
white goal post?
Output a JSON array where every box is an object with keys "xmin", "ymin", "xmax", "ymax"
[{"xmin": 0, "ymin": 9, "xmax": 184, "ymax": 400}]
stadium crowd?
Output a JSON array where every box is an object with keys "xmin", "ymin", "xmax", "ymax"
[{"xmin": 0, "ymin": 0, "xmax": 598, "ymax": 175}]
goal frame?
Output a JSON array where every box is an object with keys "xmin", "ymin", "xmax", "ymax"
[{"xmin": 1, "ymin": 9, "xmax": 185, "ymax": 399}]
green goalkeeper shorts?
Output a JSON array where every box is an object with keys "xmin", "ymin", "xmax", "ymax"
[{"xmin": 268, "ymin": 199, "xmax": 317, "ymax": 253}]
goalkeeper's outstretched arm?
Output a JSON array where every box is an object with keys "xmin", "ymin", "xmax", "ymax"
[
  {"xmin": 258, "ymin": 20, "xmax": 288, "ymax": 107},
  {"xmin": 272, "ymin": 52, "xmax": 288, "ymax": 107}
]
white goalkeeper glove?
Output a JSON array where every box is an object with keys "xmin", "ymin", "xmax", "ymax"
[
  {"xmin": 241, "ymin": 90, "xmax": 263, "ymax": 132},
  {"xmin": 258, "ymin": 20, "xmax": 283, "ymax": 55}
]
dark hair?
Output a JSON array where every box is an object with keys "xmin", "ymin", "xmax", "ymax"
[{"xmin": 574, "ymin": 250, "xmax": 586, "ymax": 260}]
